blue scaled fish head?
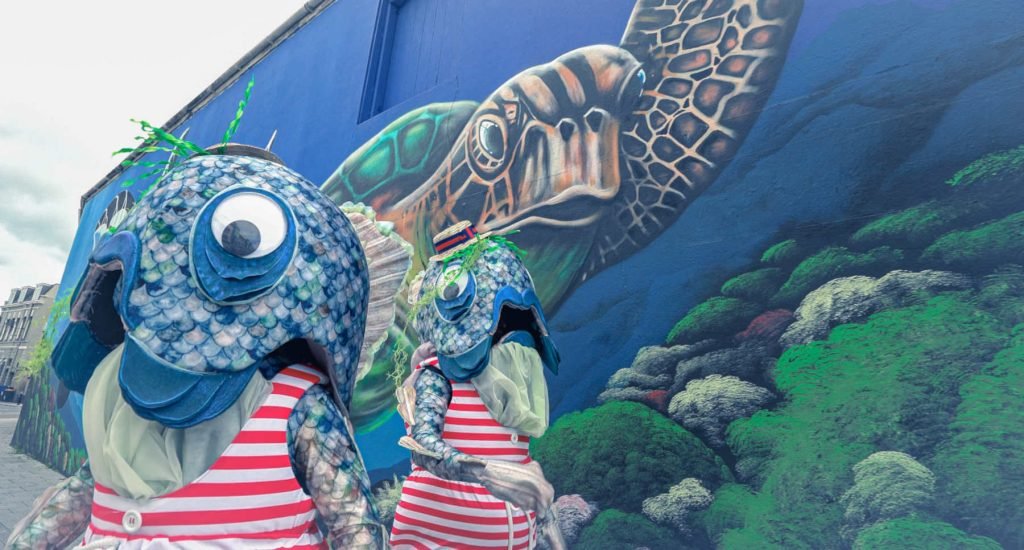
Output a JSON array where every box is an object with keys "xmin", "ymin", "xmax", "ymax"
[
  {"xmin": 52, "ymin": 153, "xmax": 369, "ymax": 427},
  {"xmin": 412, "ymin": 242, "xmax": 560, "ymax": 381}
]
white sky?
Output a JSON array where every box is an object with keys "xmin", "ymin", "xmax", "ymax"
[{"xmin": 0, "ymin": 1, "xmax": 307, "ymax": 298}]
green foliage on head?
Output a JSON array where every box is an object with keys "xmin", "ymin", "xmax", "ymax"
[
  {"xmin": 530, "ymin": 400, "xmax": 728, "ymax": 512},
  {"xmin": 387, "ymin": 231, "xmax": 526, "ymax": 389},
  {"xmin": 112, "ymin": 76, "xmax": 256, "ymax": 203}
]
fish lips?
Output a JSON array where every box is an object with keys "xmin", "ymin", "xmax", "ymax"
[
  {"xmin": 436, "ymin": 286, "xmax": 561, "ymax": 381},
  {"xmin": 119, "ymin": 333, "xmax": 258, "ymax": 428}
]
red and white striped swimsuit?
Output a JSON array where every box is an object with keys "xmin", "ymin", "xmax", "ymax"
[
  {"xmin": 80, "ymin": 365, "xmax": 327, "ymax": 549},
  {"xmin": 391, "ymin": 358, "xmax": 537, "ymax": 550}
]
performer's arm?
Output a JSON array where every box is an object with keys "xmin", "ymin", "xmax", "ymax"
[
  {"xmin": 289, "ymin": 385, "xmax": 386, "ymax": 549},
  {"xmin": 409, "ymin": 366, "xmax": 483, "ymax": 482},
  {"xmin": 6, "ymin": 461, "xmax": 94, "ymax": 550}
]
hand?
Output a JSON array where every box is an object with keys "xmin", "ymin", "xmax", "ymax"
[
  {"xmin": 463, "ymin": 458, "xmax": 555, "ymax": 513},
  {"xmin": 536, "ymin": 506, "xmax": 568, "ymax": 550},
  {"xmin": 410, "ymin": 342, "xmax": 437, "ymax": 368}
]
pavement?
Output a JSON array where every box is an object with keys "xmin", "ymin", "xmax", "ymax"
[{"xmin": 0, "ymin": 402, "xmax": 66, "ymax": 544}]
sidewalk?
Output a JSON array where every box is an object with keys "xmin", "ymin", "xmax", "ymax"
[{"xmin": 0, "ymin": 402, "xmax": 65, "ymax": 543}]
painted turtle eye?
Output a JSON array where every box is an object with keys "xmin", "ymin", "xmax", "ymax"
[
  {"xmin": 620, "ymin": 67, "xmax": 646, "ymax": 108},
  {"xmin": 479, "ymin": 120, "xmax": 505, "ymax": 159},
  {"xmin": 210, "ymin": 192, "xmax": 287, "ymax": 258}
]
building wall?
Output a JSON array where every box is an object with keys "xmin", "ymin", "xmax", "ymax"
[
  {"xmin": 15, "ymin": 0, "xmax": 1024, "ymax": 546},
  {"xmin": 0, "ymin": 283, "xmax": 58, "ymax": 393}
]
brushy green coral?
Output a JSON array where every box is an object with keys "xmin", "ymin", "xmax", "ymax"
[
  {"xmin": 708, "ymin": 295, "xmax": 1008, "ymax": 548},
  {"xmin": 720, "ymin": 268, "xmax": 784, "ymax": 303},
  {"xmin": 931, "ymin": 329, "xmax": 1024, "ymax": 548},
  {"xmin": 853, "ymin": 517, "xmax": 1001, "ymax": 550},
  {"xmin": 760, "ymin": 239, "xmax": 803, "ymax": 267},
  {"xmin": 666, "ymin": 297, "xmax": 761, "ymax": 345},
  {"xmin": 840, "ymin": 451, "xmax": 935, "ymax": 538},
  {"xmin": 770, "ymin": 246, "xmax": 904, "ymax": 307},
  {"xmin": 531, "ymin": 401, "xmax": 728, "ymax": 512},
  {"xmin": 921, "ymin": 211, "xmax": 1024, "ymax": 270},
  {"xmin": 642, "ymin": 478, "xmax": 713, "ymax": 535},
  {"xmin": 850, "ymin": 200, "xmax": 978, "ymax": 250},
  {"xmin": 575, "ymin": 509, "xmax": 682, "ymax": 550},
  {"xmin": 946, "ymin": 144, "xmax": 1024, "ymax": 188}
]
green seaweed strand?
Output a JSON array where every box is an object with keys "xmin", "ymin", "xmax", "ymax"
[
  {"xmin": 221, "ymin": 76, "xmax": 255, "ymax": 148},
  {"xmin": 110, "ymin": 75, "xmax": 257, "ymax": 218}
]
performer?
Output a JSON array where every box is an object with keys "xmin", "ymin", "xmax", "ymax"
[
  {"xmin": 391, "ymin": 222, "xmax": 566, "ymax": 550},
  {"xmin": 6, "ymin": 144, "xmax": 409, "ymax": 549}
]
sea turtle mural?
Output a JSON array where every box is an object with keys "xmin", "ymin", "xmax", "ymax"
[{"xmin": 325, "ymin": 0, "xmax": 804, "ymax": 429}]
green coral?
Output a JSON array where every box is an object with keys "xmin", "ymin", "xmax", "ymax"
[
  {"xmin": 921, "ymin": 211, "xmax": 1024, "ymax": 270},
  {"xmin": 853, "ymin": 517, "xmax": 1001, "ymax": 550},
  {"xmin": 575, "ymin": 509, "xmax": 682, "ymax": 550},
  {"xmin": 666, "ymin": 296, "xmax": 761, "ymax": 345},
  {"xmin": 530, "ymin": 401, "xmax": 728, "ymax": 512},
  {"xmin": 850, "ymin": 200, "xmax": 978, "ymax": 250},
  {"xmin": 770, "ymin": 246, "xmax": 904, "ymax": 307},
  {"xmin": 760, "ymin": 239, "xmax": 804, "ymax": 267},
  {"xmin": 839, "ymin": 451, "xmax": 935, "ymax": 538},
  {"xmin": 720, "ymin": 268, "xmax": 784, "ymax": 303},
  {"xmin": 946, "ymin": 143, "xmax": 1024, "ymax": 189},
  {"xmin": 710, "ymin": 295, "xmax": 1008, "ymax": 548},
  {"xmin": 931, "ymin": 329, "xmax": 1024, "ymax": 548}
]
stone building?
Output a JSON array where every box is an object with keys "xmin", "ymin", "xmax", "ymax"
[{"xmin": 0, "ymin": 283, "xmax": 59, "ymax": 398}]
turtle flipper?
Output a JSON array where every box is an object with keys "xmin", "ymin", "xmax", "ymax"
[
  {"xmin": 590, "ymin": 0, "xmax": 803, "ymax": 273},
  {"xmin": 322, "ymin": 101, "xmax": 478, "ymax": 212}
]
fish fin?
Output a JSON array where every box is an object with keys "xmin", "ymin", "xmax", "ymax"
[{"xmin": 343, "ymin": 204, "xmax": 414, "ymax": 381}]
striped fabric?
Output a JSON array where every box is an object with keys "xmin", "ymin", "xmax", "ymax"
[
  {"xmin": 80, "ymin": 365, "xmax": 327, "ymax": 549},
  {"xmin": 391, "ymin": 358, "xmax": 537, "ymax": 550}
]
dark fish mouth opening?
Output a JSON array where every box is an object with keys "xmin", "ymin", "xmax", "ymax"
[
  {"xmin": 71, "ymin": 262, "xmax": 127, "ymax": 349},
  {"xmin": 256, "ymin": 338, "xmax": 332, "ymax": 380},
  {"xmin": 491, "ymin": 302, "xmax": 547, "ymax": 346}
]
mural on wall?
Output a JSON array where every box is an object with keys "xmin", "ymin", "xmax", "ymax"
[
  {"xmin": 326, "ymin": 0, "xmax": 804, "ymax": 430},
  {"xmin": 14, "ymin": 0, "xmax": 1024, "ymax": 547}
]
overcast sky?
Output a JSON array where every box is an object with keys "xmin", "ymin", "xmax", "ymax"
[{"xmin": 0, "ymin": 1, "xmax": 307, "ymax": 298}]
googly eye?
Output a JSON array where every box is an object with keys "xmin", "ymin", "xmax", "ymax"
[
  {"xmin": 210, "ymin": 192, "xmax": 288, "ymax": 258},
  {"xmin": 437, "ymin": 263, "xmax": 471, "ymax": 300}
]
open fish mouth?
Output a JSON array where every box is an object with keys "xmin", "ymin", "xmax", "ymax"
[{"xmin": 491, "ymin": 301, "xmax": 549, "ymax": 346}]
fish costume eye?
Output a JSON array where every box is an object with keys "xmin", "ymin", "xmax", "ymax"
[
  {"xmin": 191, "ymin": 186, "xmax": 298, "ymax": 304},
  {"xmin": 434, "ymin": 262, "xmax": 476, "ymax": 322},
  {"xmin": 210, "ymin": 191, "xmax": 288, "ymax": 258}
]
